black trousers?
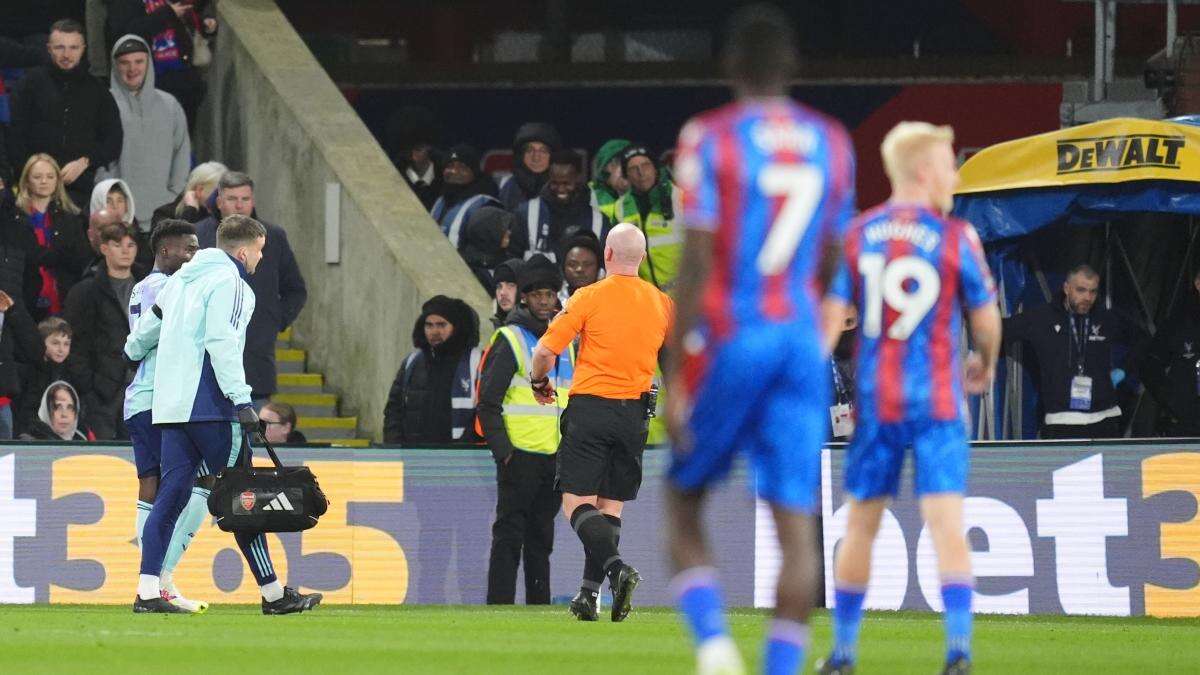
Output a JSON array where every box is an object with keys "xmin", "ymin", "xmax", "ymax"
[
  {"xmin": 1040, "ymin": 417, "xmax": 1121, "ymax": 440},
  {"xmin": 486, "ymin": 450, "xmax": 560, "ymax": 604}
]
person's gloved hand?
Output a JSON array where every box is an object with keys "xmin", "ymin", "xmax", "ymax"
[{"xmin": 236, "ymin": 404, "xmax": 263, "ymax": 434}]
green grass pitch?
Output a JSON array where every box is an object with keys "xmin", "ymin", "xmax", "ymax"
[{"xmin": 0, "ymin": 605, "xmax": 1195, "ymax": 673}]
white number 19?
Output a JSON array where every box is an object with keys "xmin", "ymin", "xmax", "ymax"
[{"xmin": 858, "ymin": 253, "xmax": 940, "ymax": 340}]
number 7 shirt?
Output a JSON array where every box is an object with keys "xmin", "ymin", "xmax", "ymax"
[
  {"xmin": 674, "ymin": 99, "xmax": 856, "ymax": 343},
  {"xmin": 828, "ymin": 204, "xmax": 997, "ymax": 424}
]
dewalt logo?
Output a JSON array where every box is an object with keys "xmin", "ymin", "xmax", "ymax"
[{"xmin": 1056, "ymin": 134, "xmax": 1185, "ymax": 174}]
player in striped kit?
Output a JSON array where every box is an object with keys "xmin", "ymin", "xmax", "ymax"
[
  {"xmin": 664, "ymin": 5, "xmax": 856, "ymax": 673},
  {"xmin": 818, "ymin": 122, "xmax": 1002, "ymax": 675},
  {"xmin": 126, "ymin": 219, "xmax": 206, "ymax": 612}
]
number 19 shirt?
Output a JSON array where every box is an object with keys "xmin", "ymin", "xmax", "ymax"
[{"xmin": 828, "ymin": 204, "xmax": 996, "ymax": 424}]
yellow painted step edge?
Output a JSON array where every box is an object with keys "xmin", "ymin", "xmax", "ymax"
[
  {"xmin": 276, "ymin": 348, "xmax": 306, "ymax": 362},
  {"xmin": 278, "ymin": 327, "xmax": 293, "ymax": 341},
  {"xmin": 324, "ymin": 438, "xmax": 370, "ymax": 448},
  {"xmin": 278, "ymin": 373, "xmax": 323, "ymax": 387},
  {"xmin": 298, "ymin": 416, "xmax": 357, "ymax": 429}
]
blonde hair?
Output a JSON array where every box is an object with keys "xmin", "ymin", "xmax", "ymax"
[
  {"xmin": 880, "ymin": 122, "xmax": 955, "ymax": 186},
  {"xmin": 175, "ymin": 161, "xmax": 228, "ymax": 216},
  {"xmin": 15, "ymin": 154, "xmax": 80, "ymax": 215}
]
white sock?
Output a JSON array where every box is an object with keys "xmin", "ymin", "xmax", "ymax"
[
  {"xmin": 135, "ymin": 500, "xmax": 153, "ymax": 548},
  {"xmin": 138, "ymin": 574, "xmax": 160, "ymax": 601},
  {"xmin": 260, "ymin": 580, "xmax": 284, "ymax": 602}
]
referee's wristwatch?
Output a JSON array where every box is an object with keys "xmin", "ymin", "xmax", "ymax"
[{"xmin": 530, "ymin": 375, "xmax": 550, "ymax": 394}]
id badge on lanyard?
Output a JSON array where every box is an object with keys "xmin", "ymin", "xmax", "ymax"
[
  {"xmin": 830, "ymin": 403, "xmax": 855, "ymax": 438},
  {"xmin": 1068, "ymin": 317, "xmax": 1092, "ymax": 410}
]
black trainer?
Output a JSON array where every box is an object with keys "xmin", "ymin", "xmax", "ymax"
[
  {"xmin": 608, "ymin": 564, "xmax": 642, "ymax": 622},
  {"xmin": 569, "ymin": 590, "xmax": 599, "ymax": 622},
  {"xmin": 262, "ymin": 586, "xmax": 323, "ymax": 615},
  {"xmin": 133, "ymin": 595, "xmax": 190, "ymax": 614},
  {"xmin": 941, "ymin": 657, "xmax": 971, "ymax": 675},
  {"xmin": 816, "ymin": 656, "xmax": 855, "ymax": 674}
]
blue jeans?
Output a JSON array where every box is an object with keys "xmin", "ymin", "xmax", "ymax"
[{"xmin": 0, "ymin": 404, "xmax": 14, "ymax": 440}]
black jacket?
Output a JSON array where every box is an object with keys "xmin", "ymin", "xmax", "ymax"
[
  {"xmin": 150, "ymin": 194, "xmax": 211, "ymax": 229},
  {"xmin": 477, "ymin": 305, "xmax": 548, "ymax": 463},
  {"xmin": 1142, "ymin": 306, "xmax": 1200, "ymax": 433},
  {"xmin": 62, "ymin": 261, "xmax": 145, "ymax": 439},
  {"xmin": 0, "ymin": 301, "xmax": 41, "ymax": 400},
  {"xmin": 0, "ymin": 194, "xmax": 92, "ymax": 318},
  {"xmin": 0, "ymin": 37, "xmax": 49, "ymax": 186},
  {"xmin": 9, "ymin": 64, "xmax": 123, "ymax": 192},
  {"xmin": 196, "ymin": 215, "xmax": 308, "ymax": 396},
  {"xmin": 508, "ymin": 185, "xmax": 610, "ymax": 261},
  {"xmin": 383, "ymin": 297, "xmax": 479, "ymax": 445},
  {"xmin": 1003, "ymin": 297, "xmax": 1147, "ymax": 421},
  {"xmin": 497, "ymin": 122, "xmax": 561, "ymax": 213}
]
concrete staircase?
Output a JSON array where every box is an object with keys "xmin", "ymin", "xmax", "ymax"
[{"xmin": 272, "ymin": 327, "xmax": 370, "ymax": 447}]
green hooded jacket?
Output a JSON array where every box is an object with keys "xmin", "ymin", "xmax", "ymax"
[{"xmin": 588, "ymin": 139, "xmax": 631, "ymax": 221}]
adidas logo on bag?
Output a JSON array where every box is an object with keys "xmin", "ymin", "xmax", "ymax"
[{"xmin": 262, "ymin": 492, "xmax": 295, "ymax": 512}]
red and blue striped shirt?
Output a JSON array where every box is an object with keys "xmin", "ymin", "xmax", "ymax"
[{"xmin": 829, "ymin": 204, "xmax": 996, "ymax": 423}]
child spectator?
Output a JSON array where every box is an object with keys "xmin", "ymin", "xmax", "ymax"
[{"xmin": 15, "ymin": 317, "xmax": 80, "ymax": 437}]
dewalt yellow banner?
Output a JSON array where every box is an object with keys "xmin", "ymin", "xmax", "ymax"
[{"xmin": 957, "ymin": 118, "xmax": 1200, "ymax": 194}]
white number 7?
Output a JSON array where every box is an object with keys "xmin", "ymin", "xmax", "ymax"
[
  {"xmin": 756, "ymin": 164, "xmax": 825, "ymax": 276},
  {"xmin": 859, "ymin": 253, "xmax": 941, "ymax": 340}
]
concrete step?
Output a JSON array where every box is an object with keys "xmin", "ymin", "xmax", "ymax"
[
  {"xmin": 297, "ymin": 416, "xmax": 358, "ymax": 439},
  {"xmin": 271, "ymin": 392, "xmax": 337, "ymax": 418},
  {"xmin": 276, "ymin": 372, "xmax": 324, "ymax": 394},
  {"xmin": 276, "ymin": 347, "xmax": 306, "ymax": 374},
  {"xmin": 276, "ymin": 326, "xmax": 293, "ymax": 349}
]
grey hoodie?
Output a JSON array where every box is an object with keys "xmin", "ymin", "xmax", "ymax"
[{"xmin": 97, "ymin": 34, "xmax": 191, "ymax": 225}]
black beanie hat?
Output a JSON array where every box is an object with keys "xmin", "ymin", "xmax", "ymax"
[
  {"xmin": 445, "ymin": 144, "xmax": 481, "ymax": 172},
  {"xmin": 493, "ymin": 258, "xmax": 523, "ymax": 286},
  {"xmin": 517, "ymin": 254, "xmax": 562, "ymax": 294},
  {"xmin": 620, "ymin": 144, "xmax": 654, "ymax": 175}
]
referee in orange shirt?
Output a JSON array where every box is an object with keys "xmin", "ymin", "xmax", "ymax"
[{"xmin": 530, "ymin": 223, "xmax": 673, "ymax": 623}]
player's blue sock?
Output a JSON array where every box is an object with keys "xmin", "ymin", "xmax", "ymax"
[
  {"xmin": 941, "ymin": 581, "xmax": 973, "ymax": 663},
  {"xmin": 764, "ymin": 618, "xmax": 809, "ymax": 675},
  {"xmin": 234, "ymin": 531, "xmax": 278, "ymax": 586},
  {"xmin": 831, "ymin": 584, "xmax": 866, "ymax": 664},
  {"xmin": 671, "ymin": 566, "xmax": 729, "ymax": 645},
  {"xmin": 161, "ymin": 487, "xmax": 210, "ymax": 575},
  {"xmin": 135, "ymin": 500, "xmax": 153, "ymax": 548}
]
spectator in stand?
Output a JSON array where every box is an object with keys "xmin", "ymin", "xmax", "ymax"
[
  {"xmin": 1003, "ymin": 264, "xmax": 1147, "ymax": 439},
  {"xmin": 588, "ymin": 139, "xmax": 631, "ymax": 222},
  {"xmin": 261, "ymin": 401, "xmax": 307, "ymax": 445},
  {"xmin": 559, "ymin": 231, "xmax": 603, "ymax": 303},
  {"xmin": 15, "ymin": 317, "xmax": 81, "ymax": 437},
  {"xmin": 402, "ymin": 143, "xmax": 442, "ymax": 211},
  {"xmin": 510, "ymin": 150, "xmax": 609, "ymax": 263},
  {"xmin": 0, "ymin": 37, "xmax": 50, "ymax": 189},
  {"xmin": 10, "ymin": 153, "xmax": 92, "ymax": 320},
  {"xmin": 385, "ymin": 105, "xmax": 443, "ymax": 211},
  {"xmin": 194, "ymin": 171, "xmax": 308, "ymax": 406},
  {"xmin": 151, "ymin": 160, "xmax": 226, "ymax": 227},
  {"xmin": 10, "ymin": 19, "xmax": 123, "ymax": 209},
  {"xmin": 461, "ymin": 205, "xmax": 514, "ymax": 293},
  {"xmin": 24, "ymin": 380, "xmax": 92, "ymax": 441},
  {"xmin": 107, "ymin": 0, "xmax": 214, "ymax": 131},
  {"xmin": 64, "ymin": 222, "xmax": 143, "ymax": 440},
  {"xmin": 91, "ymin": 178, "xmax": 153, "ymax": 274},
  {"xmin": 497, "ymin": 123, "xmax": 562, "ymax": 213},
  {"xmin": 96, "ymin": 35, "xmax": 190, "ymax": 227},
  {"xmin": 490, "ymin": 258, "xmax": 522, "ymax": 330},
  {"xmin": 430, "ymin": 144, "xmax": 500, "ymax": 249},
  {"xmin": 0, "ymin": 290, "xmax": 41, "ymax": 439},
  {"xmin": 383, "ymin": 295, "xmax": 481, "ymax": 445},
  {"xmin": 1142, "ymin": 267, "xmax": 1200, "ymax": 436},
  {"xmin": 613, "ymin": 144, "xmax": 684, "ymax": 290}
]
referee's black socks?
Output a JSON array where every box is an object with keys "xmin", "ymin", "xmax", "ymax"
[
  {"xmin": 581, "ymin": 514, "xmax": 621, "ymax": 595},
  {"xmin": 570, "ymin": 504, "xmax": 623, "ymax": 584}
]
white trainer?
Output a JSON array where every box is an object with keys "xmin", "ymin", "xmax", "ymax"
[
  {"xmin": 696, "ymin": 635, "xmax": 745, "ymax": 675},
  {"xmin": 160, "ymin": 578, "xmax": 209, "ymax": 614}
]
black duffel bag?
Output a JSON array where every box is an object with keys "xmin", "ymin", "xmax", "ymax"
[{"xmin": 208, "ymin": 433, "xmax": 329, "ymax": 533}]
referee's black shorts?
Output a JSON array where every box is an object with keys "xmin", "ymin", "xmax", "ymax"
[{"xmin": 555, "ymin": 394, "xmax": 648, "ymax": 501}]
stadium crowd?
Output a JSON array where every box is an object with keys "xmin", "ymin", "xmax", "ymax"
[{"xmin": 0, "ymin": 12, "xmax": 306, "ymax": 443}]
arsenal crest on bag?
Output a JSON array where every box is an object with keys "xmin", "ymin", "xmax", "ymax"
[{"xmin": 208, "ymin": 433, "xmax": 329, "ymax": 533}]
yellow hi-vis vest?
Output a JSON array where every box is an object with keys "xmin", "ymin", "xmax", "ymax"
[
  {"xmin": 614, "ymin": 182, "xmax": 684, "ymax": 291},
  {"xmin": 490, "ymin": 324, "xmax": 575, "ymax": 454}
]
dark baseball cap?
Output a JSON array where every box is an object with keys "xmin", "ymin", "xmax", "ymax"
[{"xmin": 113, "ymin": 37, "xmax": 150, "ymax": 59}]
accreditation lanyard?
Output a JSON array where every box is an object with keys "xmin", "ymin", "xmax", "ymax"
[
  {"xmin": 1067, "ymin": 315, "xmax": 1089, "ymax": 376},
  {"xmin": 831, "ymin": 359, "xmax": 848, "ymax": 403}
]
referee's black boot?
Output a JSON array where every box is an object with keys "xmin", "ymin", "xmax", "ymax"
[
  {"xmin": 262, "ymin": 586, "xmax": 323, "ymax": 615},
  {"xmin": 133, "ymin": 595, "xmax": 190, "ymax": 614},
  {"xmin": 569, "ymin": 590, "xmax": 599, "ymax": 622},
  {"xmin": 608, "ymin": 563, "xmax": 642, "ymax": 622}
]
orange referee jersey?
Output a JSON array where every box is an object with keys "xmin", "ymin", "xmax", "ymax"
[{"xmin": 538, "ymin": 274, "xmax": 673, "ymax": 400}]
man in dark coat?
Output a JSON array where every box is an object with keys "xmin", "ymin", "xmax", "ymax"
[
  {"xmin": 9, "ymin": 19, "xmax": 123, "ymax": 208},
  {"xmin": 62, "ymin": 222, "xmax": 144, "ymax": 439},
  {"xmin": 460, "ymin": 205, "xmax": 513, "ymax": 293},
  {"xmin": 194, "ymin": 171, "xmax": 308, "ymax": 404},
  {"xmin": 497, "ymin": 123, "xmax": 562, "ymax": 213},
  {"xmin": 509, "ymin": 150, "xmax": 610, "ymax": 262},
  {"xmin": 383, "ymin": 295, "xmax": 481, "ymax": 445}
]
